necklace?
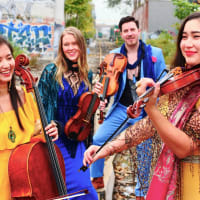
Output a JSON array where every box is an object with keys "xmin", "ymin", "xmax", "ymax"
[{"xmin": 0, "ymin": 104, "xmax": 16, "ymax": 143}]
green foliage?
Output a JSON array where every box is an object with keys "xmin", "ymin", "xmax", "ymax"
[
  {"xmin": 64, "ymin": 0, "xmax": 95, "ymax": 39},
  {"xmin": 9, "ymin": 40, "xmax": 26, "ymax": 59},
  {"xmin": 172, "ymin": 0, "xmax": 200, "ymax": 20},
  {"xmin": 146, "ymin": 32, "xmax": 176, "ymax": 65},
  {"xmin": 115, "ymin": 33, "xmax": 123, "ymax": 46}
]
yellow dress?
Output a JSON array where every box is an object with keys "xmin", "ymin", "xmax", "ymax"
[
  {"xmin": 0, "ymin": 88, "xmax": 40, "ymax": 200},
  {"xmin": 179, "ymin": 100, "xmax": 200, "ymax": 200}
]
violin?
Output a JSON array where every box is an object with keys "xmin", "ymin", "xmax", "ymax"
[
  {"xmin": 160, "ymin": 67, "xmax": 200, "ymax": 95},
  {"xmin": 9, "ymin": 54, "xmax": 87, "ymax": 199},
  {"xmin": 98, "ymin": 53, "xmax": 127, "ymax": 124},
  {"xmin": 64, "ymin": 90, "xmax": 100, "ymax": 141},
  {"xmin": 64, "ymin": 62, "xmax": 107, "ymax": 141},
  {"xmin": 79, "ymin": 66, "xmax": 200, "ymax": 172},
  {"xmin": 127, "ymin": 67, "xmax": 200, "ymax": 119},
  {"xmin": 99, "ymin": 53, "xmax": 127, "ymax": 96}
]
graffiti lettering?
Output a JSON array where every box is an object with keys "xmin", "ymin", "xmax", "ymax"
[{"xmin": 0, "ymin": 21, "xmax": 53, "ymax": 53}]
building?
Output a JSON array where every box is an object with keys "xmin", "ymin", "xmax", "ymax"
[
  {"xmin": 0, "ymin": 0, "xmax": 65, "ymax": 60},
  {"xmin": 133, "ymin": 0, "xmax": 180, "ymax": 38}
]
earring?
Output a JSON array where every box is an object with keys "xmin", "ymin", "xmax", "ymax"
[
  {"xmin": 8, "ymin": 81, "xmax": 11, "ymax": 91},
  {"xmin": 185, "ymin": 63, "xmax": 188, "ymax": 71}
]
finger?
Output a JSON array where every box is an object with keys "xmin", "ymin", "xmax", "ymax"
[
  {"xmin": 83, "ymin": 152, "xmax": 92, "ymax": 165},
  {"xmin": 51, "ymin": 134, "xmax": 58, "ymax": 141},
  {"xmin": 46, "ymin": 125, "xmax": 58, "ymax": 140},
  {"xmin": 45, "ymin": 125, "xmax": 56, "ymax": 133},
  {"xmin": 136, "ymin": 81, "xmax": 155, "ymax": 96},
  {"xmin": 153, "ymin": 82, "xmax": 160, "ymax": 97},
  {"xmin": 83, "ymin": 156, "xmax": 91, "ymax": 166},
  {"xmin": 49, "ymin": 131, "xmax": 58, "ymax": 141},
  {"xmin": 83, "ymin": 159, "xmax": 87, "ymax": 166},
  {"xmin": 136, "ymin": 81, "xmax": 141, "ymax": 88},
  {"xmin": 45, "ymin": 122, "xmax": 56, "ymax": 131},
  {"xmin": 47, "ymin": 128, "xmax": 58, "ymax": 136}
]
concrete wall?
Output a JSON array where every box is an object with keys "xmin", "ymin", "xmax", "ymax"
[
  {"xmin": 0, "ymin": 0, "xmax": 64, "ymax": 60},
  {"xmin": 134, "ymin": 0, "xmax": 180, "ymax": 35},
  {"xmin": 148, "ymin": 0, "xmax": 179, "ymax": 33},
  {"xmin": 134, "ymin": 2, "xmax": 148, "ymax": 32}
]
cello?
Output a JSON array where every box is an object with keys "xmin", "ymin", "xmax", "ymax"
[{"xmin": 9, "ymin": 54, "xmax": 87, "ymax": 199}]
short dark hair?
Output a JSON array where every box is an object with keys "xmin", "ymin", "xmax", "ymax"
[{"xmin": 118, "ymin": 16, "xmax": 139, "ymax": 31}]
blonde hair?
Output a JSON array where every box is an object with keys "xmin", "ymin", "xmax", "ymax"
[{"xmin": 54, "ymin": 26, "xmax": 90, "ymax": 89}]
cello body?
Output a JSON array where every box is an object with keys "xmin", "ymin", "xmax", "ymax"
[{"xmin": 8, "ymin": 141, "xmax": 66, "ymax": 199}]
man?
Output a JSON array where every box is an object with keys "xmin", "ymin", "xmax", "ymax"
[{"xmin": 90, "ymin": 16, "xmax": 166, "ymax": 200}]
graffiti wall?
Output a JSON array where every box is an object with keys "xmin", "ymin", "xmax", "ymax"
[
  {"xmin": 0, "ymin": 20, "xmax": 54, "ymax": 54},
  {"xmin": 0, "ymin": 0, "xmax": 63, "ymax": 59}
]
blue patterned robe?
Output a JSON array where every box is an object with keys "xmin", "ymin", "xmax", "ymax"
[{"xmin": 38, "ymin": 63, "xmax": 98, "ymax": 200}]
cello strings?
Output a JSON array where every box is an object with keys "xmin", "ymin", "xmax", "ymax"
[{"xmin": 34, "ymin": 85, "xmax": 67, "ymax": 195}]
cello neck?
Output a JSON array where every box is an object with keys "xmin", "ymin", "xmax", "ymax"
[{"xmin": 33, "ymin": 84, "xmax": 67, "ymax": 196}]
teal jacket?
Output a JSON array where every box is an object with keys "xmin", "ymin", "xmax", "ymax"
[{"xmin": 38, "ymin": 63, "xmax": 59, "ymax": 123}]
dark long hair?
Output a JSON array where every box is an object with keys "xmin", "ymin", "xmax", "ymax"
[
  {"xmin": 171, "ymin": 12, "xmax": 200, "ymax": 69},
  {"xmin": 0, "ymin": 36, "xmax": 24, "ymax": 130}
]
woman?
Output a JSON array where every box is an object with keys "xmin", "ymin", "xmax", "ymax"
[
  {"xmin": 83, "ymin": 12, "xmax": 200, "ymax": 199},
  {"xmin": 38, "ymin": 26, "xmax": 98, "ymax": 199},
  {"xmin": 0, "ymin": 36, "xmax": 58, "ymax": 200}
]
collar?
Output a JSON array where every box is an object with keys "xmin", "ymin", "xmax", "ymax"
[{"xmin": 65, "ymin": 58, "xmax": 79, "ymax": 72}]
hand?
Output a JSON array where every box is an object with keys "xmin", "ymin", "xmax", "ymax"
[
  {"xmin": 83, "ymin": 145, "xmax": 101, "ymax": 166},
  {"xmin": 136, "ymin": 78, "xmax": 155, "ymax": 96},
  {"xmin": 92, "ymin": 81, "xmax": 103, "ymax": 95},
  {"xmin": 45, "ymin": 120, "xmax": 59, "ymax": 141},
  {"xmin": 99, "ymin": 99, "xmax": 107, "ymax": 111},
  {"xmin": 136, "ymin": 78, "xmax": 160, "ymax": 109}
]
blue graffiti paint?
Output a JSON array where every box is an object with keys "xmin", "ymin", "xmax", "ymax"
[{"xmin": 0, "ymin": 21, "xmax": 53, "ymax": 53}]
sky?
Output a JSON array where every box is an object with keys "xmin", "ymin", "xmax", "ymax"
[{"xmin": 92, "ymin": 0, "xmax": 133, "ymax": 25}]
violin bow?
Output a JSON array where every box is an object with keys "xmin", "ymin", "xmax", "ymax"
[{"xmin": 48, "ymin": 189, "xmax": 88, "ymax": 200}]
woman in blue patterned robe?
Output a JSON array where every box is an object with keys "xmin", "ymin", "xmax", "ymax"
[{"xmin": 38, "ymin": 26, "xmax": 98, "ymax": 200}]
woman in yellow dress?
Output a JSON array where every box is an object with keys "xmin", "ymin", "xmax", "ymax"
[
  {"xmin": 83, "ymin": 12, "xmax": 200, "ymax": 199},
  {"xmin": 0, "ymin": 36, "xmax": 59, "ymax": 200}
]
